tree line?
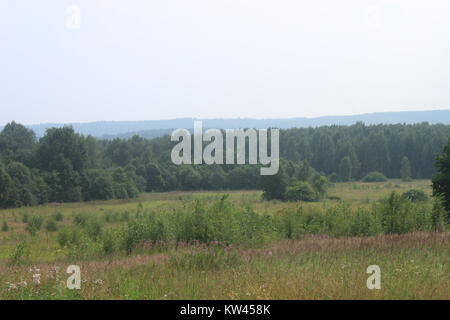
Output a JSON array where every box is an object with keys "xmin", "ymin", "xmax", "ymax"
[{"xmin": 0, "ymin": 121, "xmax": 449, "ymax": 208}]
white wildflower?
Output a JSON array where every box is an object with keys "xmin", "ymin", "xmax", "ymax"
[
  {"xmin": 93, "ymin": 279, "xmax": 104, "ymax": 286},
  {"xmin": 32, "ymin": 274, "xmax": 41, "ymax": 285},
  {"xmin": 8, "ymin": 283, "xmax": 18, "ymax": 290}
]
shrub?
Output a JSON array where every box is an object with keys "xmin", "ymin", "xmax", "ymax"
[
  {"xmin": 312, "ymin": 176, "xmax": 329, "ymax": 198},
  {"xmin": 401, "ymin": 189, "xmax": 428, "ymax": 203},
  {"xmin": 25, "ymin": 215, "xmax": 43, "ymax": 236},
  {"xmin": 376, "ymin": 191, "xmax": 432, "ymax": 234},
  {"xmin": 104, "ymin": 210, "xmax": 120, "ymax": 223},
  {"xmin": 57, "ymin": 227, "xmax": 71, "ymax": 247},
  {"xmin": 2, "ymin": 221, "xmax": 8, "ymax": 232},
  {"xmin": 432, "ymin": 138, "xmax": 450, "ymax": 214},
  {"xmin": 362, "ymin": 172, "xmax": 388, "ymax": 182},
  {"xmin": 102, "ymin": 229, "xmax": 117, "ymax": 255},
  {"xmin": 431, "ymin": 197, "xmax": 449, "ymax": 231},
  {"xmin": 85, "ymin": 219, "xmax": 103, "ymax": 241},
  {"xmin": 327, "ymin": 195, "xmax": 342, "ymax": 201},
  {"xmin": 285, "ymin": 182, "xmax": 317, "ymax": 202},
  {"xmin": 54, "ymin": 211, "xmax": 63, "ymax": 221},
  {"xmin": 73, "ymin": 212, "xmax": 89, "ymax": 227},
  {"xmin": 349, "ymin": 208, "xmax": 381, "ymax": 237},
  {"xmin": 276, "ymin": 208, "xmax": 305, "ymax": 239},
  {"xmin": 123, "ymin": 220, "xmax": 152, "ymax": 253},
  {"xmin": 57, "ymin": 227, "xmax": 83, "ymax": 248},
  {"xmin": 8, "ymin": 240, "xmax": 30, "ymax": 265},
  {"xmin": 45, "ymin": 219, "xmax": 58, "ymax": 232}
]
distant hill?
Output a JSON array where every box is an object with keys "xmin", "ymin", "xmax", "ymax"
[{"xmin": 3, "ymin": 110, "xmax": 450, "ymax": 139}]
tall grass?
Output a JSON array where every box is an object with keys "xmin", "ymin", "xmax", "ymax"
[{"xmin": 44, "ymin": 191, "xmax": 448, "ymax": 260}]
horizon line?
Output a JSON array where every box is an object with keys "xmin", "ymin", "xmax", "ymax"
[{"xmin": 2, "ymin": 108, "xmax": 450, "ymax": 127}]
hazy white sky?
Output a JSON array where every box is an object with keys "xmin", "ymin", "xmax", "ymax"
[{"xmin": 1, "ymin": 0, "xmax": 449, "ymax": 125}]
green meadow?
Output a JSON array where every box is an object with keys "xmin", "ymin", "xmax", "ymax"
[{"xmin": 0, "ymin": 180, "xmax": 448, "ymax": 299}]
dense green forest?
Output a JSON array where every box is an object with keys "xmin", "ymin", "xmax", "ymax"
[{"xmin": 0, "ymin": 121, "xmax": 449, "ymax": 208}]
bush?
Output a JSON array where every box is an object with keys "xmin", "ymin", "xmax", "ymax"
[
  {"xmin": 8, "ymin": 240, "xmax": 30, "ymax": 265},
  {"xmin": 73, "ymin": 212, "xmax": 89, "ymax": 227},
  {"xmin": 57, "ymin": 228, "xmax": 71, "ymax": 247},
  {"xmin": 2, "ymin": 221, "xmax": 8, "ymax": 232},
  {"xmin": 54, "ymin": 211, "xmax": 63, "ymax": 221},
  {"xmin": 362, "ymin": 172, "xmax": 388, "ymax": 182},
  {"xmin": 377, "ymin": 191, "xmax": 434, "ymax": 234},
  {"xmin": 431, "ymin": 197, "xmax": 448, "ymax": 231},
  {"xmin": 432, "ymin": 137, "xmax": 450, "ymax": 214},
  {"xmin": 402, "ymin": 189, "xmax": 428, "ymax": 203},
  {"xmin": 25, "ymin": 215, "xmax": 43, "ymax": 235},
  {"xmin": 285, "ymin": 182, "xmax": 317, "ymax": 202},
  {"xmin": 57, "ymin": 227, "xmax": 83, "ymax": 248},
  {"xmin": 45, "ymin": 219, "xmax": 58, "ymax": 232},
  {"xmin": 73, "ymin": 212, "xmax": 104, "ymax": 241},
  {"xmin": 123, "ymin": 220, "xmax": 152, "ymax": 253},
  {"xmin": 102, "ymin": 229, "xmax": 117, "ymax": 255},
  {"xmin": 57, "ymin": 228, "xmax": 101, "ymax": 260},
  {"xmin": 85, "ymin": 219, "xmax": 103, "ymax": 241},
  {"xmin": 276, "ymin": 208, "xmax": 305, "ymax": 239},
  {"xmin": 327, "ymin": 195, "xmax": 342, "ymax": 201},
  {"xmin": 349, "ymin": 208, "xmax": 381, "ymax": 237},
  {"xmin": 121, "ymin": 196, "xmax": 276, "ymax": 253},
  {"xmin": 312, "ymin": 176, "xmax": 328, "ymax": 198}
]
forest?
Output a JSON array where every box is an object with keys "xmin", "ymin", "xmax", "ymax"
[{"xmin": 0, "ymin": 121, "xmax": 450, "ymax": 208}]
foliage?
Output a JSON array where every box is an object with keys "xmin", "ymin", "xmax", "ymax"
[
  {"xmin": 25, "ymin": 215, "xmax": 43, "ymax": 236},
  {"xmin": 260, "ymin": 167, "xmax": 287, "ymax": 201},
  {"xmin": 53, "ymin": 211, "xmax": 63, "ymax": 222},
  {"xmin": 312, "ymin": 176, "xmax": 328, "ymax": 198},
  {"xmin": 401, "ymin": 189, "xmax": 428, "ymax": 202},
  {"xmin": 285, "ymin": 182, "xmax": 317, "ymax": 202},
  {"xmin": 400, "ymin": 156, "xmax": 412, "ymax": 181},
  {"xmin": 45, "ymin": 219, "xmax": 58, "ymax": 232},
  {"xmin": 362, "ymin": 171, "xmax": 388, "ymax": 182},
  {"xmin": 432, "ymin": 138, "xmax": 450, "ymax": 215},
  {"xmin": 338, "ymin": 156, "xmax": 352, "ymax": 181},
  {"xmin": 8, "ymin": 239, "xmax": 30, "ymax": 265},
  {"xmin": 1, "ymin": 121, "xmax": 450, "ymax": 209}
]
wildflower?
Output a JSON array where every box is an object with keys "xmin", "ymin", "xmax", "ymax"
[
  {"xmin": 93, "ymin": 279, "xmax": 104, "ymax": 286},
  {"xmin": 8, "ymin": 283, "xmax": 17, "ymax": 290},
  {"xmin": 18, "ymin": 281, "xmax": 27, "ymax": 288},
  {"xmin": 32, "ymin": 274, "xmax": 41, "ymax": 285}
]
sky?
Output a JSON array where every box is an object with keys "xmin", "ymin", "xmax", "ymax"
[{"xmin": 1, "ymin": 0, "xmax": 450, "ymax": 125}]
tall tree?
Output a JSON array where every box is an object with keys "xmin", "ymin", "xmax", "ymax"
[
  {"xmin": 259, "ymin": 166, "xmax": 287, "ymax": 200},
  {"xmin": 0, "ymin": 122, "xmax": 36, "ymax": 166},
  {"xmin": 432, "ymin": 138, "xmax": 450, "ymax": 215},
  {"xmin": 400, "ymin": 156, "xmax": 412, "ymax": 181},
  {"xmin": 338, "ymin": 156, "xmax": 352, "ymax": 182},
  {"xmin": 0, "ymin": 162, "xmax": 13, "ymax": 208}
]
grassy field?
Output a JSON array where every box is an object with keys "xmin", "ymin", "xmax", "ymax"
[{"xmin": 0, "ymin": 180, "xmax": 448, "ymax": 299}]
